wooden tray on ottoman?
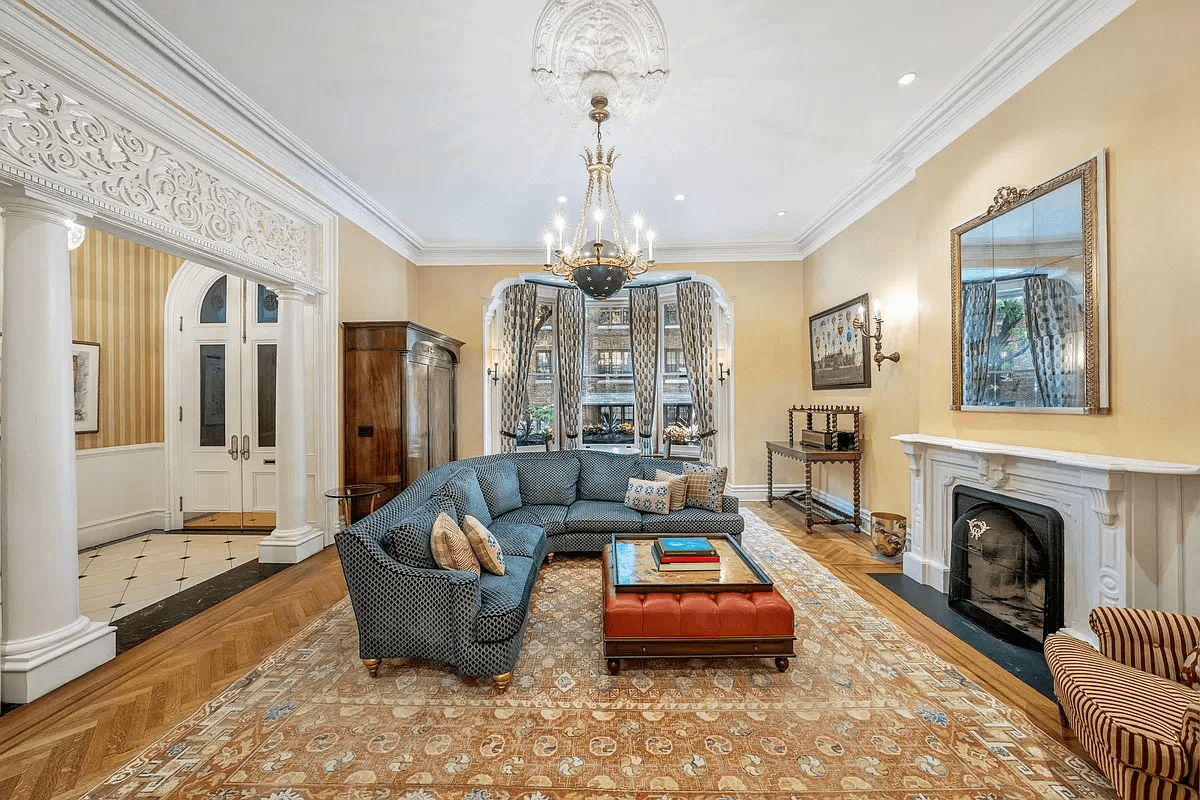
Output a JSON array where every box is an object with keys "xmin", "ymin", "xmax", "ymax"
[{"xmin": 601, "ymin": 536, "xmax": 796, "ymax": 675}]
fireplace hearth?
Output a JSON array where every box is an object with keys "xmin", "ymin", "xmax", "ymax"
[{"xmin": 949, "ymin": 486, "xmax": 1064, "ymax": 650}]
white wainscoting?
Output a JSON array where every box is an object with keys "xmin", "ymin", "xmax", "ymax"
[{"xmin": 76, "ymin": 443, "xmax": 168, "ymax": 549}]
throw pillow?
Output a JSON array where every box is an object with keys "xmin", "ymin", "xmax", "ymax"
[
  {"xmin": 1182, "ymin": 644, "xmax": 1200, "ymax": 690},
  {"xmin": 624, "ymin": 477, "xmax": 671, "ymax": 515},
  {"xmin": 682, "ymin": 463, "xmax": 729, "ymax": 513},
  {"xmin": 577, "ymin": 450, "xmax": 645, "ymax": 502},
  {"xmin": 462, "ymin": 515, "xmax": 506, "ymax": 575},
  {"xmin": 429, "ymin": 512, "xmax": 480, "ymax": 575},
  {"xmin": 515, "ymin": 456, "xmax": 580, "ymax": 506},
  {"xmin": 655, "ymin": 469, "xmax": 688, "ymax": 512},
  {"xmin": 382, "ymin": 495, "xmax": 457, "ymax": 568},
  {"xmin": 474, "ymin": 460, "xmax": 523, "ymax": 517},
  {"xmin": 434, "ymin": 468, "xmax": 493, "ymax": 526}
]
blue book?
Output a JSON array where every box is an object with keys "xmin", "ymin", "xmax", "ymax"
[{"xmin": 657, "ymin": 537, "xmax": 715, "ymax": 556}]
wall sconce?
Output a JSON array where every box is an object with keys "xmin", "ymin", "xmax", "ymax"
[
  {"xmin": 487, "ymin": 362, "xmax": 500, "ymax": 384},
  {"xmin": 852, "ymin": 300, "xmax": 900, "ymax": 371}
]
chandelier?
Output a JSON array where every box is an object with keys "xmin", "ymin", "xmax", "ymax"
[{"xmin": 542, "ymin": 94, "xmax": 655, "ymax": 301}]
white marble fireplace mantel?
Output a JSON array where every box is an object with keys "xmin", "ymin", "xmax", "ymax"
[{"xmin": 893, "ymin": 434, "xmax": 1200, "ymax": 643}]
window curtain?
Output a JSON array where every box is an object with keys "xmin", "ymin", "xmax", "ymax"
[
  {"xmin": 554, "ymin": 287, "xmax": 584, "ymax": 449},
  {"xmin": 499, "ymin": 283, "xmax": 539, "ymax": 453},
  {"xmin": 629, "ymin": 286, "xmax": 659, "ymax": 448},
  {"xmin": 677, "ymin": 280, "xmax": 717, "ymax": 462},
  {"xmin": 1024, "ymin": 275, "xmax": 1082, "ymax": 407},
  {"xmin": 961, "ymin": 281, "xmax": 996, "ymax": 406}
]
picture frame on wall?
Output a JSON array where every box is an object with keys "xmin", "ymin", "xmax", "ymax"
[
  {"xmin": 72, "ymin": 340, "xmax": 100, "ymax": 434},
  {"xmin": 809, "ymin": 294, "xmax": 871, "ymax": 390}
]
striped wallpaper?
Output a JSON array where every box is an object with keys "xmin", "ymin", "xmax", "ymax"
[{"xmin": 70, "ymin": 230, "xmax": 183, "ymax": 450}]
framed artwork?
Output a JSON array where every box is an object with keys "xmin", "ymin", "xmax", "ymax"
[
  {"xmin": 72, "ymin": 340, "xmax": 100, "ymax": 434},
  {"xmin": 809, "ymin": 294, "xmax": 871, "ymax": 390}
]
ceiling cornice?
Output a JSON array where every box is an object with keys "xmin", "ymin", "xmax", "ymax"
[
  {"xmin": 416, "ymin": 240, "xmax": 802, "ymax": 267},
  {"xmin": 795, "ymin": 0, "xmax": 1136, "ymax": 258}
]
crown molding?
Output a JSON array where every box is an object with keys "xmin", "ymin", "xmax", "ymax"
[
  {"xmin": 415, "ymin": 240, "xmax": 802, "ymax": 267},
  {"xmin": 795, "ymin": 0, "xmax": 1136, "ymax": 259},
  {"xmin": 41, "ymin": 0, "xmax": 425, "ymax": 261}
]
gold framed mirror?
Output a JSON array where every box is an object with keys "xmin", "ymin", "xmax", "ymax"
[{"xmin": 950, "ymin": 152, "xmax": 1109, "ymax": 413}]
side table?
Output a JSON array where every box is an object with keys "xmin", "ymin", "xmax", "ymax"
[{"xmin": 325, "ymin": 483, "xmax": 386, "ymax": 529}]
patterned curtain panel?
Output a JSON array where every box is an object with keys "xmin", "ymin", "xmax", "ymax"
[
  {"xmin": 500, "ymin": 283, "xmax": 539, "ymax": 453},
  {"xmin": 1024, "ymin": 275, "xmax": 1083, "ymax": 407},
  {"xmin": 555, "ymin": 287, "xmax": 585, "ymax": 449},
  {"xmin": 677, "ymin": 280, "xmax": 717, "ymax": 462},
  {"xmin": 961, "ymin": 281, "xmax": 997, "ymax": 406},
  {"xmin": 629, "ymin": 286, "xmax": 659, "ymax": 444}
]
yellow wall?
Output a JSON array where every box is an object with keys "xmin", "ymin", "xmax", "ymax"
[
  {"xmin": 336, "ymin": 216, "xmax": 421, "ymax": 480},
  {"xmin": 801, "ymin": 0, "xmax": 1200, "ymax": 517},
  {"xmin": 415, "ymin": 262, "xmax": 809, "ymax": 488},
  {"xmin": 70, "ymin": 230, "xmax": 182, "ymax": 450}
]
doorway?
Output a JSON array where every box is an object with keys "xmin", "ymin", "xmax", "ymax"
[{"xmin": 172, "ymin": 266, "xmax": 279, "ymax": 530}]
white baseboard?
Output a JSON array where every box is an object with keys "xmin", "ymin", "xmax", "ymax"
[
  {"xmin": 76, "ymin": 444, "xmax": 167, "ymax": 548},
  {"xmin": 78, "ymin": 510, "xmax": 167, "ymax": 550}
]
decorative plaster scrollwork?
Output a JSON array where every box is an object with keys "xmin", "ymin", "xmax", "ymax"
[
  {"xmin": 1097, "ymin": 569, "xmax": 1121, "ymax": 605},
  {"xmin": 978, "ymin": 455, "xmax": 1008, "ymax": 489},
  {"xmin": 531, "ymin": 0, "xmax": 669, "ymax": 126},
  {"xmin": 0, "ymin": 59, "xmax": 310, "ymax": 274}
]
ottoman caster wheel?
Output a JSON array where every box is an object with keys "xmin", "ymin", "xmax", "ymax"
[
  {"xmin": 607, "ymin": 659, "xmax": 621, "ymax": 675},
  {"xmin": 775, "ymin": 657, "xmax": 789, "ymax": 673}
]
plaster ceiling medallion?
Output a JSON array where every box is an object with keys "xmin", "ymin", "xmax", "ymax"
[{"xmin": 531, "ymin": 0, "xmax": 669, "ymax": 127}]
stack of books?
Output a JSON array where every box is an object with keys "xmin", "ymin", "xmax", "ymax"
[{"xmin": 652, "ymin": 537, "xmax": 720, "ymax": 572}]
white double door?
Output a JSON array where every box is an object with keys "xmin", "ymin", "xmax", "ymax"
[{"xmin": 180, "ymin": 271, "xmax": 279, "ymax": 529}]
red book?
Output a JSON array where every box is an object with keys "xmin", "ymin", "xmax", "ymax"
[{"xmin": 658, "ymin": 554, "xmax": 720, "ymax": 563}]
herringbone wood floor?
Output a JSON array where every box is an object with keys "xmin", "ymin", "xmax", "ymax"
[{"xmin": 0, "ymin": 506, "xmax": 1082, "ymax": 800}]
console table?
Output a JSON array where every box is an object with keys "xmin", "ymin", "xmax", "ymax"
[{"xmin": 766, "ymin": 405, "xmax": 862, "ymax": 532}]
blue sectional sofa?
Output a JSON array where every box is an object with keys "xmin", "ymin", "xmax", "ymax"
[{"xmin": 335, "ymin": 450, "xmax": 742, "ymax": 689}]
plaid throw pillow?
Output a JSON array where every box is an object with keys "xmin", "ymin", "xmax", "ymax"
[
  {"xmin": 462, "ymin": 515, "xmax": 505, "ymax": 576},
  {"xmin": 655, "ymin": 469, "xmax": 688, "ymax": 511},
  {"xmin": 429, "ymin": 512, "xmax": 480, "ymax": 575},
  {"xmin": 682, "ymin": 463, "xmax": 729, "ymax": 513},
  {"xmin": 624, "ymin": 478, "xmax": 671, "ymax": 515},
  {"xmin": 1183, "ymin": 645, "xmax": 1200, "ymax": 690}
]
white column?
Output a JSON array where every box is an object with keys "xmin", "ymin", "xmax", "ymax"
[
  {"xmin": 259, "ymin": 287, "xmax": 322, "ymax": 563},
  {"xmin": 0, "ymin": 189, "xmax": 114, "ymax": 703}
]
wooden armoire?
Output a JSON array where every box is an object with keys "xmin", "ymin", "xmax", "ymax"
[{"xmin": 343, "ymin": 322, "xmax": 465, "ymax": 507}]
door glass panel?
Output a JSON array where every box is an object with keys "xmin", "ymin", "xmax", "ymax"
[
  {"xmin": 199, "ymin": 344, "xmax": 226, "ymax": 446},
  {"xmin": 200, "ymin": 276, "xmax": 227, "ymax": 324},
  {"xmin": 257, "ymin": 343, "xmax": 277, "ymax": 448},
  {"xmin": 257, "ymin": 284, "xmax": 280, "ymax": 324}
]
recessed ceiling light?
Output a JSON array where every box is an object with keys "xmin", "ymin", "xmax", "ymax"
[
  {"xmin": 674, "ymin": 194, "xmax": 686, "ymax": 201},
  {"xmin": 776, "ymin": 210, "xmax": 787, "ymax": 217},
  {"xmin": 898, "ymin": 72, "xmax": 917, "ymax": 86},
  {"xmin": 557, "ymin": 196, "xmax": 567, "ymax": 203}
]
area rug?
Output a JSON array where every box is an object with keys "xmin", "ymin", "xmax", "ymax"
[{"xmin": 82, "ymin": 510, "xmax": 1113, "ymax": 800}]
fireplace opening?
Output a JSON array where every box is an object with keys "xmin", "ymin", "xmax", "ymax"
[{"xmin": 949, "ymin": 486, "xmax": 1064, "ymax": 650}]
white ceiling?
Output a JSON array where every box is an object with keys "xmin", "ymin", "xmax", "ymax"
[{"xmin": 131, "ymin": 0, "xmax": 1038, "ymax": 254}]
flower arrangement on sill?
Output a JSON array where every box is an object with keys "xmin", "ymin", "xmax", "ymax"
[{"xmin": 664, "ymin": 424, "xmax": 699, "ymax": 445}]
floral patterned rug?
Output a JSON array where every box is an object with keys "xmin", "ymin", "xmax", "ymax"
[{"xmin": 82, "ymin": 510, "xmax": 1113, "ymax": 800}]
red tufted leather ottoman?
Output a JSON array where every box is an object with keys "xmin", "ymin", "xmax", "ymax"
[{"xmin": 601, "ymin": 543, "xmax": 796, "ymax": 674}]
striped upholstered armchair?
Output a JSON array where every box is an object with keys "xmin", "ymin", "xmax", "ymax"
[{"xmin": 1045, "ymin": 608, "xmax": 1200, "ymax": 800}]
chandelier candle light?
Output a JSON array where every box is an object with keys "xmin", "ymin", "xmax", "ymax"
[{"xmin": 542, "ymin": 94, "xmax": 655, "ymax": 300}]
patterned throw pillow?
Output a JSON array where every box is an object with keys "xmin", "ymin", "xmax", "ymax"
[
  {"xmin": 1183, "ymin": 644, "xmax": 1200, "ymax": 690},
  {"xmin": 682, "ymin": 463, "xmax": 729, "ymax": 513},
  {"xmin": 655, "ymin": 469, "xmax": 688, "ymax": 512},
  {"xmin": 624, "ymin": 478, "xmax": 671, "ymax": 515},
  {"xmin": 429, "ymin": 512, "xmax": 480, "ymax": 575},
  {"xmin": 434, "ymin": 468, "xmax": 493, "ymax": 526},
  {"xmin": 515, "ymin": 456, "xmax": 580, "ymax": 506},
  {"xmin": 382, "ymin": 496, "xmax": 457, "ymax": 568},
  {"xmin": 462, "ymin": 515, "xmax": 506, "ymax": 576},
  {"xmin": 474, "ymin": 460, "xmax": 523, "ymax": 518}
]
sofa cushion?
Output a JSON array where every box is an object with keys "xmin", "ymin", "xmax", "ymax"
[
  {"xmin": 567, "ymin": 500, "xmax": 644, "ymax": 532},
  {"xmin": 463, "ymin": 515, "xmax": 505, "ymax": 575},
  {"xmin": 1183, "ymin": 645, "xmax": 1200, "ymax": 690},
  {"xmin": 430, "ymin": 512, "xmax": 480, "ymax": 575},
  {"xmin": 655, "ymin": 469, "xmax": 688, "ymax": 511},
  {"xmin": 381, "ymin": 495, "xmax": 457, "ymax": 568},
  {"xmin": 474, "ymin": 460, "xmax": 523, "ymax": 518},
  {"xmin": 640, "ymin": 507, "xmax": 745, "ymax": 536},
  {"xmin": 434, "ymin": 468, "xmax": 492, "ymax": 526},
  {"xmin": 488, "ymin": 523, "xmax": 546, "ymax": 559},
  {"xmin": 682, "ymin": 463, "xmax": 729, "ymax": 513},
  {"xmin": 475, "ymin": 554, "xmax": 538, "ymax": 644},
  {"xmin": 641, "ymin": 458, "xmax": 685, "ymax": 479},
  {"xmin": 1046, "ymin": 633, "xmax": 1196, "ymax": 783},
  {"xmin": 495, "ymin": 504, "xmax": 569, "ymax": 537},
  {"xmin": 624, "ymin": 478, "xmax": 671, "ymax": 515},
  {"xmin": 577, "ymin": 451, "xmax": 644, "ymax": 502},
  {"xmin": 515, "ymin": 456, "xmax": 580, "ymax": 506}
]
